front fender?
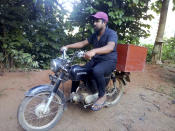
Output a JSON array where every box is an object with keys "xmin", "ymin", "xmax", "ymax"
[
  {"xmin": 25, "ymin": 84, "xmax": 53, "ymax": 97},
  {"xmin": 25, "ymin": 84, "xmax": 66, "ymax": 109}
]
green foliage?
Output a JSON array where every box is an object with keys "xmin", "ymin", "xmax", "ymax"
[
  {"xmin": 142, "ymin": 37, "xmax": 175, "ymax": 63},
  {"xmin": 69, "ymin": 0, "xmax": 153, "ymax": 44},
  {"xmin": 11, "ymin": 49, "xmax": 39, "ymax": 68},
  {"xmin": 0, "ymin": 0, "xmax": 68, "ymax": 69},
  {"xmin": 151, "ymin": 0, "xmax": 162, "ymax": 14},
  {"xmin": 151, "ymin": 0, "xmax": 175, "ymax": 12},
  {"xmin": 142, "ymin": 44, "xmax": 154, "ymax": 62},
  {"xmin": 162, "ymin": 37, "xmax": 175, "ymax": 62},
  {"xmin": 0, "ymin": 29, "xmax": 39, "ymax": 68}
]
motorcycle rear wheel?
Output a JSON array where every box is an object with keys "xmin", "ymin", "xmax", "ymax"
[
  {"xmin": 17, "ymin": 91, "xmax": 64, "ymax": 131},
  {"xmin": 105, "ymin": 78, "xmax": 124, "ymax": 107}
]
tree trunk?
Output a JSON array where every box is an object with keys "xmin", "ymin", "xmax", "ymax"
[{"xmin": 151, "ymin": 0, "xmax": 170, "ymax": 64}]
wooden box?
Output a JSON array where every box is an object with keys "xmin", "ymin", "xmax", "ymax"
[{"xmin": 116, "ymin": 44, "xmax": 147, "ymax": 72}]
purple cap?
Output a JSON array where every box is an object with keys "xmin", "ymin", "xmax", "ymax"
[{"xmin": 92, "ymin": 12, "xmax": 108, "ymax": 22}]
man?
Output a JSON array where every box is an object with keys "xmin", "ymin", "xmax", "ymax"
[{"xmin": 61, "ymin": 11, "xmax": 118, "ymax": 111}]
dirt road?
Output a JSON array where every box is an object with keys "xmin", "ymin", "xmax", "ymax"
[{"xmin": 0, "ymin": 64, "xmax": 175, "ymax": 131}]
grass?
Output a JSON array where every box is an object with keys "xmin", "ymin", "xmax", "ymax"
[
  {"xmin": 0, "ymin": 88, "xmax": 7, "ymax": 97},
  {"xmin": 156, "ymin": 85, "xmax": 167, "ymax": 92},
  {"xmin": 170, "ymin": 88, "xmax": 175, "ymax": 98},
  {"xmin": 19, "ymin": 86, "xmax": 26, "ymax": 92},
  {"xmin": 155, "ymin": 85, "xmax": 175, "ymax": 99}
]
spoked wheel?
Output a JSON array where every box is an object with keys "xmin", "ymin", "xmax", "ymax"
[
  {"xmin": 17, "ymin": 91, "xmax": 64, "ymax": 131},
  {"xmin": 105, "ymin": 78, "xmax": 124, "ymax": 107}
]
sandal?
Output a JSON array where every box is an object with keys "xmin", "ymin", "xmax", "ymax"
[{"xmin": 91, "ymin": 101, "xmax": 105, "ymax": 111}]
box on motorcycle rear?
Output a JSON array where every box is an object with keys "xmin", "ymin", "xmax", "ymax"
[{"xmin": 116, "ymin": 44, "xmax": 147, "ymax": 72}]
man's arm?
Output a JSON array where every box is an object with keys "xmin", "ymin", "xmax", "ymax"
[
  {"xmin": 92, "ymin": 42, "xmax": 115, "ymax": 54},
  {"xmin": 64, "ymin": 40, "xmax": 89, "ymax": 49},
  {"xmin": 84, "ymin": 42, "xmax": 115, "ymax": 60}
]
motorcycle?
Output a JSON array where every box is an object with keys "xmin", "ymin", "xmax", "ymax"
[{"xmin": 17, "ymin": 49, "xmax": 130, "ymax": 131}]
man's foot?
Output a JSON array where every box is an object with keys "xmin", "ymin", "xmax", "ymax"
[
  {"xmin": 91, "ymin": 95, "xmax": 106, "ymax": 111},
  {"xmin": 66, "ymin": 92, "xmax": 76, "ymax": 102}
]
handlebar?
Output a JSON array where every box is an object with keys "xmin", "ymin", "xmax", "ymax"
[
  {"xmin": 60, "ymin": 49, "xmax": 86, "ymax": 60},
  {"xmin": 61, "ymin": 47, "xmax": 67, "ymax": 59}
]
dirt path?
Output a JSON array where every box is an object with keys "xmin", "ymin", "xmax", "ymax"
[{"xmin": 0, "ymin": 64, "xmax": 175, "ymax": 131}]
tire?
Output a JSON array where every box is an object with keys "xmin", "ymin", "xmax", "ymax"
[
  {"xmin": 17, "ymin": 91, "xmax": 64, "ymax": 131},
  {"xmin": 105, "ymin": 78, "xmax": 124, "ymax": 107}
]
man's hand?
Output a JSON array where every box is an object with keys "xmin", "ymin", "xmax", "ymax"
[
  {"xmin": 60, "ymin": 46, "xmax": 68, "ymax": 52},
  {"xmin": 84, "ymin": 50, "xmax": 96, "ymax": 60}
]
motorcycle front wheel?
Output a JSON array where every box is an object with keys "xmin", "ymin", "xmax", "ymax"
[{"xmin": 17, "ymin": 91, "xmax": 64, "ymax": 131}]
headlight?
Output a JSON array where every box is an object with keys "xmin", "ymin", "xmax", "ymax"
[{"xmin": 50, "ymin": 58, "xmax": 64, "ymax": 73}]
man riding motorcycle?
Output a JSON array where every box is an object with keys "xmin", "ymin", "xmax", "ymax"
[{"xmin": 61, "ymin": 11, "xmax": 118, "ymax": 111}]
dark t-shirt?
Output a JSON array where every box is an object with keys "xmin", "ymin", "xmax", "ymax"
[{"xmin": 88, "ymin": 27, "xmax": 118, "ymax": 62}]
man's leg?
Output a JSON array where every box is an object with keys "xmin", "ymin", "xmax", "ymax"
[
  {"xmin": 91, "ymin": 60, "xmax": 116, "ymax": 110},
  {"xmin": 71, "ymin": 59, "xmax": 95, "ymax": 93},
  {"xmin": 71, "ymin": 81, "xmax": 80, "ymax": 92}
]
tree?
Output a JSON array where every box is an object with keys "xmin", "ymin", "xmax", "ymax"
[
  {"xmin": 0, "ymin": 0, "xmax": 68, "ymax": 69},
  {"xmin": 151, "ymin": 0, "xmax": 170, "ymax": 64},
  {"xmin": 69, "ymin": 0, "xmax": 153, "ymax": 44}
]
